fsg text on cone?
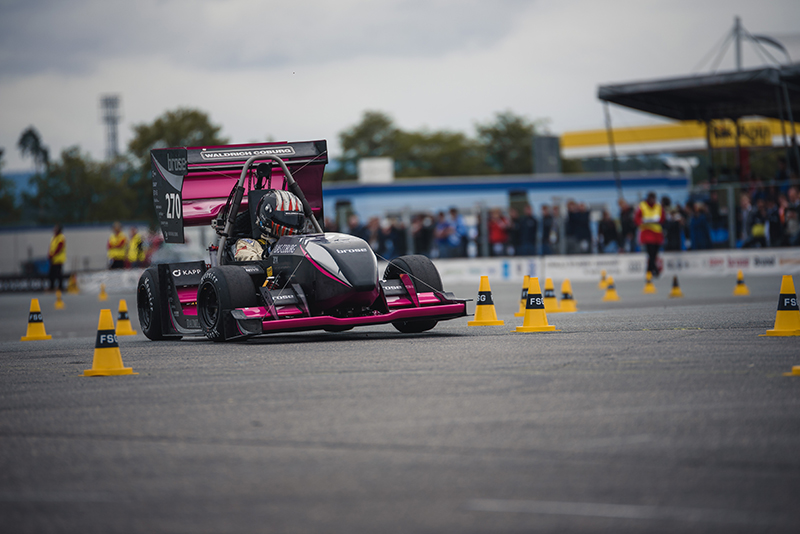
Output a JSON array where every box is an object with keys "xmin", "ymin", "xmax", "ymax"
[
  {"xmin": 21, "ymin": 298, "xmax": 52, "ymax": 341},
  {"xmin": 468, "ymin": 276, "xmax": 504, "ymax": 326},
  {"xmin": 515, "ymin": 275, "xmax": 530, "ymax": 317},
  {"xmin": 84, "ymin": 309, "xmax": 138, "ymax": 376},
  {"xmin": 760, "ymin": 275, "xmax": 800, "ymax": 337},
  {"xmin": 516, "ymin": 277, "xmax": 558, "ymax": 333},
  {"xmin": 543, "ymin": 277, "xmax": 559, "ymax": 313},
  {"xmin": 115, "ymin": 299, "xmax": 138, "ymax": 336}
]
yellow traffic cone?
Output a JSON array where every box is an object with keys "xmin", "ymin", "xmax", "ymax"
[
  {"xmin": 515, "ymin": 275, "xmax": 530, "ymax": 317},
  {"xmin": 733, "ymin": 270, "xmax": 750, "ymax": 296},
  {"xmin": 784, "ymin": 366, "xmax": 800, "ymax": 377},
  {"xmin": 84, "ymin": 309, "xmax": 137, "ymax": 376},
  {"xmin": 21, "ymin": 298, "xmax": 52, "ymax": 341},
  {"xmin": 54, "ymin": 289, "xmax": 65, "ymax": 309},
  {"xmin": 115, "ymin": 299, "xmax": 137, "ymax": 336},
  {"xmin": 558, "ymin": 279, "xmax": 578, "ymax": 312},
  {"xmin": 468, "ymin": 276, "xmax": 504, "ymax": 326},
  {"xmin": 98, "ymin": 283, "xmax": 108, "ymax": 302},
  {"xmin": 543, "ymin": 277, "xmax": 559, "ymax": 313},
  {"xmin": 602, "ymin": 276, "xmax": 621, "ymax": 302},
  {"xmin": 668, "ymin": 276, "xmax": 684, "ymax": 298},
  {"xmin": 516, "ymin": 277, "xmax": 558, "ymax": 333},
  {"xmin": 643, "ymin": 271, "xmax": 657, "ymax": 294},
  {"xmin": 760, "ymin": 275, "xmax": 800, "ymax": 337},
  {"xmin": 67, "ymin": 273, "xmax": 79, "ymax": 294},
  {"xmin": 598, "ymin": 269, "xmax": 608, "ymax": 290}
]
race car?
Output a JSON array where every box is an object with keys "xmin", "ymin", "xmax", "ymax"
[{"xmin": 137, "ymin": 140, "xmax": 468, "ymax": 341}]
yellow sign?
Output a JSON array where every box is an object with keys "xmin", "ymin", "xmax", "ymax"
[{"xmin": 709, "ymin": 120, "xmax": 772, "ymax": 148}]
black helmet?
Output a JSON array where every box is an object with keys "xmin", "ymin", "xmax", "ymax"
[{"xmin": 256, "ymin": 189, "xmax": 306, "ymax": 238}]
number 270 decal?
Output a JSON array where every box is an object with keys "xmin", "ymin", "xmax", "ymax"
[{"xmin": 165, "ymin": 192, "xmax": 181, "ymax": 219}]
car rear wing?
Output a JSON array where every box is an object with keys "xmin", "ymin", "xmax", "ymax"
[{"xmin": 151, "ymin": 140, "xmax": 328, "ymax": 243}]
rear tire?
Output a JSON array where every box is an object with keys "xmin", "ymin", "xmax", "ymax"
[
  {"xmin": 137, "ymin": 267, "xmax": 174, "ymax": 340},
  {"xmin": 384, "ymin": 255, "xmax": 443, "ymax": 334},
  {"xmin": 197, "ymin": 266, "xmax": 258, "ymax": 341}
]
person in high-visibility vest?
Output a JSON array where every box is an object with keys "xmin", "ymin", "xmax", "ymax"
[
  {"xmin": 48, "ymin": 224, "xmax": 66, "ymax": 291},
  {"xmin": 634, "ymin": 192, "xmax": 665, "ymax": 278},
  {"xmin": 127, "ymin": 227, "xmax": 146, "ymax": 268},
  {"xmin": 107, "ymin": 222, "xmax": 127, "ymax": 269}
]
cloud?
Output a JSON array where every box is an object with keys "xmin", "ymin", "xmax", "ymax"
[{"xmin": 0, "ymin": 0, "xmax": 532, "ymax": 76}]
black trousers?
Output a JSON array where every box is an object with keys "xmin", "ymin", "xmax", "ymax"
[
  {"xmin": 645, "ymin": 244, "xmax": 660, "ymax": 276},
  {"xmin": 48, "ymin": 262, "xmax": 64, "ymax": 291}
]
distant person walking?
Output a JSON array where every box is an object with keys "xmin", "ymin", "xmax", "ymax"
[
  {"xmin": 127, "ymin": 227, "xmax": 146, "ymax": 268},
  {"xmin": 47, "ymin": 224, "xmax": 66, "ymax": 291},
  {"xmin": 634, "ymin": 192, "xmax": 665, "ymax": 277},
  {"xmin": 107, "ymin": 222, "xmax": 127, "ymax": 270}
]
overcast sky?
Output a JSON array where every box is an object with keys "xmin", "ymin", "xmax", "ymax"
[{"xmin": 1, "ymin": 0, "xmax": 799, "ymax": 172}]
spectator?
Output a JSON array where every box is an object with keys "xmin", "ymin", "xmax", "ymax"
[
  {"xmin": 689, "ymin": 202, "xmax": 713, "ymax": 250},
  {"xmin": 565, "ymin": 200, "xmax": 579, "ymax": 254},
  {"xmin": 411, "ymin": 214, "xmax": 434, "ymax": 257},
  {"xmin": 346, "ymin": 213, "xmax": 369, "ymax": 242},
  {"xmin": 743, "ymin": 199, "xmax": 768, "ymax": 248},
  {"xmin": 787, "ymin": 186, "xmax": 800, "ymax": 246},
  {"xmin": 107, "ymin": 222, "xmax": 127, "ymax": 270},
  {"xmin": 597, "ymin": 210, "xmax": 619, "ymax": 253},
  {"xmin": 767, "ymin": 197, "xmax": 786, "ymax": 246},
  {"xmin": 540, "ymin": 205, "xmax": 555, "ymax": 255},
  {"xmin": 551, "ymin": 204, "xmax": 562, "ymax": 253},
  {"xmin": 662, "ymin": 198, "xmax": 683, "ymax": 251},
  {"xmin": 618, "ymin": 198, "xmax": 636, "ymax": 252},
  {"xmin": 515, "ymin": 204, "xmax": 538, "ymax": 256},
  {"xmin": 634, "ymin": 192, "xmax": 665, "ymax": 277},
  {"xmin": 487, "ymin": 208, "xmax": 510, "ymax": 256},
  {"xmin": 737, "ymin": 193, "xmax": 753, "ymax": 244},
  {"xmin": 434, "ymin": 211, "xmax": 458, "ymax": 258},
  {"xmin": 575, "ymin": 203, "xmax": 592, "ymax": 253},
  {"xmin": 449, "ymin": 207, "xmax": 468, "ymax": 257},
  {"xmin": 127, "ymin": 227, "xmax": 146, "ymax": 268},
  {"xmin": 47, "ymin": 224, "xmax": 66, "ymax": 291}
]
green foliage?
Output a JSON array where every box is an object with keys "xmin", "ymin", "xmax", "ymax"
[
  {"xmin": 22, "ymin": 147, "xmax": 139, "ymax": 224},
  {"xmin": 128, "ymin": 108, "xmax": 228, "ymax": 166},
  {"xmin": 0, "ymin": 150, "xmax": 22, "ymax": 224},
  {"xmin": 17, "ymin": 126, "xmax": 49, "ymax": 172},
  {"xmin": 328, "ymin": 109, "xmax": 543, "ymax": 181}
]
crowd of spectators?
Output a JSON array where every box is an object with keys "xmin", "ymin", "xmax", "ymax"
[{"xmin": 334, "ymin": 165, "xmax": 800, "ymax": 259}]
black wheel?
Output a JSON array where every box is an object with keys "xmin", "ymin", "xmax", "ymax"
[
  {"xmin": 384, "ymin": 255, "xmax": 443, "ymax": 333},
  {"xmin": 137, "ymin": 267, "xmax": 175, "ymax": 340},
  {"xmin": 197, "ymin": 266, "xmax": 258, "ymax": 341}
]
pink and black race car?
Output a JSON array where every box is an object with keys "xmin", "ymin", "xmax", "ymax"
[{"xmin": 137, "ymin": 140, "xmax": 467, "ymax": 341}]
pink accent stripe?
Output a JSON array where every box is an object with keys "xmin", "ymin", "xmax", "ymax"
[
  {"xmin": 177, "ymin": 287, "xmax": 197, "ymax": 303},
  {"xmin": 300, "ymin": 245, "xmax": 351, "ymax": 287},
  {"xmin": 182, "ymin": 305, "xmax": 197, "ymax": 316},
  {"xmin": 386, "ymin": 292, "xmax": 441, "ymax": 308},
  {"xmin": 259, "ymin": 303, "xmax": 466, "ymax": 332}
]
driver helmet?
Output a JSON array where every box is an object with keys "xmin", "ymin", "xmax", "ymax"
[{"xmin": 256, "ymin": 189, "xmax": 306, "ymax": 239}]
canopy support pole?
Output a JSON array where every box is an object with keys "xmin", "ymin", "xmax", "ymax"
[
  {"xmin": 781, "ymin": 82, "xmax": 800, "ymax": 174},
  {"xmin": 603, "ymin": 101, "xmax": 623, "ymax": 198},
  {"xmin": 705, "ymin": 120, "xmax": 715, "ymax": 183},
  {"xmin": 775, "ymin": 86, "xmax": 791, "ymax": 165}
]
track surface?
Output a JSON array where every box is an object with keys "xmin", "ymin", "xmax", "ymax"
[{"xmin": 1, "ymin": 273, "xmax": 799, "ymax": 533}]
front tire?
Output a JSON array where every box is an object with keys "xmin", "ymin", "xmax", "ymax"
[
  {"xmin": 384, "ymin": 255, "xmax": 443, "ymax": 334},
  {"xmin": 197, "ymin": 266, "xmax": 258, "ymax": 341}
]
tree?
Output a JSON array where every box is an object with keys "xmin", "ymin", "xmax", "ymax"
[
  {"xmin": 329, "ymin": 111, "xmax": 398, "ymax": 181},
  {"xmin": 17, "ymin": 126, "xmax": 49, "ymax": 174},
  {"xmin": 476, "ymin": 111, "xmax": 543, "ymax": 174},
  {"xmin": 394, "ymin": 130, "xmax": 489, "ymax": 177},
  {"xmin": 0, "ymin": 149, "xmax": 22, "ymax": 224},
  {"xmin": 128, "ymin": 108, "xmax": 229, "ymax": 166},
  {"xmin": 23, "ymin": 147, "xmax": 138, "ymax": 224}
]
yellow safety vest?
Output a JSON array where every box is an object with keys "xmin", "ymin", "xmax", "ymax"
[
  {"xmin": 639, "ymin": 202, "xmax": 663, "ymax": 234},
  {"xmin": 108, "ymin": 232, "xmax": 127, "ymax": 261},
  {"xmin": 128, "ymin": 233, "xmax": 145, "ymax": 262},
  {"xmin": 49, "ymin": 234, "xmax": 66, "ymax": 265}
]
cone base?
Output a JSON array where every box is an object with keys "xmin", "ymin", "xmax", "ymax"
[
  {"xmin": 21, "ymin": 334, "xmax": 52, "ymax": 341},
  {"xmin": 468, "ymin": 319, "xmax": 505, "ymax": 326},
  {"xmin": 760, "ymin": 329, "xmax": 800, "ymax": 337},
  {"xmin": 55, "ymin": 303, "xmax": 65, "ymax": 310},
  {"xmin": 783, "ymin": 366, "xmax": 800, "ymax": 376},
  {"xmin": 602, "ymin": 295, "xmax": 620, "ymax": 302},
  {"xmin": 513, "ymin": 311, "xmax": 525, "ymax": 317},
  {"xmin": 516, "ymin": 325, "xmax": 558, "ymax": 332},
  {"xmin": 733, "ymin": 287, "xmax": 750, "ymax": 296},
  {"xmin": 116, "ymin": 329, "xmax": 138, "ymax": 336},
  {"xmin": 643, "ymin": 285, "xmax": 657, "ymax": 294},
  {"xmin": 84, "ymin": 367, "xmax": 138, "ymax": 376},
  {"xmin": 669, "ymin": 290, "xmax": 684, "ymax": 298},
  {"xmin": 557, "ymin": 305, "xmax": 578, "ymax": 313}
]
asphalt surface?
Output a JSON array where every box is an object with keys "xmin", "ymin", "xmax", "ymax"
[{"xmin": 1, "ymin": 272, "xmax": 799, "ymax": 533}]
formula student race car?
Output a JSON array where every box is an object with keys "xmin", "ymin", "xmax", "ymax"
[{"xmin": 137, "ymin": 140, "xmax": 467, "ymax": 341}]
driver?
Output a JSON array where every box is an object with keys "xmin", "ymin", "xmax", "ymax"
[{"xmin": 234, "ymin": 189, "xmax": 306, "ymax": 261}]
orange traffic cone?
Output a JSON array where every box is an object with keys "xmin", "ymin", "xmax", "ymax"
[
  {"xmin": 98, "ymin": 283, "xmax": 108, "ymax": 302},
  {"xmin": 543, "ymin": 277, "xmax": 559, "ymax": 313},
  {"xmin": 468, "ymin": 276, "xmax": 504, "ymax": 326},
  {"xmin": 760, "ymin": 275, "xmax": 800, "ymax": 337},
  {"xmin": 515, "ymin": 275, "xmax": 530, "ymax": 317},
  {"xmin": 67, "ymin": 273, "xmax": 79, "ymax": 294},
  {"xmin": 21, "ymin": 298, "xmax": 52, "ymax": 341},
  {"xmin": 557, "ymin": 279, "xmax": 578, "ymax": 312},
  {"xmin": 602, "ymin": 276, "xmax": 620, "ymax": 302},
  {"xmin": 643, "ymin": 271, "xmax": 657, "ymax": 294},
  {"xmin": 668, "ymin": 276, "xmax": 684, "ymax": 298},
  {"xmin": 733, "ymin": 270, "xmax": 750, "ymax": 296},
  {"xmin": 516, "ymin": 277, "xmax": 558, "ymax": 333},
  {"xmin": 54, "ymin": 289, "xmax": 65, "ymax": 310},
  {"xmin": 784, "ymin": 366, "xmax": 800, "ymax": 377},
  {"xmin": 84, "ymin": 309, "xmax": 137, "ymax": 376},
  {"xmin": 598, "ymin": 269, "xmax": 608, "ymax": 290},
  {"xmin": 115, "ymin": 299, "xmax": 137, "ymax": 336}
]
